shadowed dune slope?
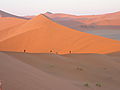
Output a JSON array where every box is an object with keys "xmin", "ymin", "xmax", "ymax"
[
  {"xmin": 45, "ymin": 11, "xmax": 120, "ymax": 25},
  {"xmin": 3, "ymin": 51, "xmax": 120, "ymax": 90},
  {"xmin": 0, "ymin": 52, "xmax": 82, "ymax": 90},
  {"xmin": 0, "ymin": 10, "xmax": 29, "ymax": 20},
  {"xmin": 0, "ymin": 15, "xmax": 120, "ymax": 54}
]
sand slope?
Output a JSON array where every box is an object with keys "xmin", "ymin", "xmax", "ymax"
[
  {"xmin": 0, "ymin": 10, "xmax": 29, "ymax": 20},
  {"xmin": 45, "ymin": 11, "xmax": 120, "ymax": 31},
  {"xmin": 3, "ymin": 51, "xmax": 120, "ymax": 90},
  {"xmin": 0, "ymin": 17, "xmax": 27, "ymax": 41},
  {"xmin": 0, "ymin": 52, "xmax": 83, "ymax": 90},
  {"xmin": 45, "ymin": 11, "xmax": 120, "ymax": 25},
  {"xmin": 0, "ymin": 17, "xmax": 27, "ymax": 31},
  {"xmin": 0, "ymin": 14, "xmax": 120, "ymax": 54}
]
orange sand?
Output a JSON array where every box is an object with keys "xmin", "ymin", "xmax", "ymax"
[{"xmin": 0, "ymin": 14, "xmax": 120, "ymax": 54}]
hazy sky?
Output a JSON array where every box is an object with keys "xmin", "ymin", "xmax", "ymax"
[{"xmin": 0, "ymin": 0, "xmax": 120, "ymax": 16}]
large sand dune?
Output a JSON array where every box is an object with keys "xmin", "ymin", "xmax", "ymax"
[{"xmin": 0, "ymin": 14, "xmax": 120, "ymax": 54}]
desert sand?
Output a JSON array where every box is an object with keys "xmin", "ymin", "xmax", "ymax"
[
  {"xmin": 0, "ymin": 52, "xmax": 82, "ymax": 90},
  {"xmin": 0, "ymin": 51, "xmax": 120, "ymax": 90},
  {"xmin": 0, "ymin": 17, "xmax": 28, "ymax": 41},
  {"xmin": 0, "ymin": 17, "xmax": 27, "ymax": 31},
  {"xmin": 0, "ymin": 14, "xmax": 120, "ymax": 54}
]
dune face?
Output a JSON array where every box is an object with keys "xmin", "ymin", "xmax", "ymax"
[
  {"xmin": 45, "ymin": 11, "xmax": 120, "ymax": 25},
  {"xmin": 0, "ymin": 17, "xmax": 27, "ymax": 31},
  {"xmin": 0, "ymin": 17, "xmax": 28, "ymax": 41},
  {"xmin": 0, "ymin": 14, "xmax": 120, "ymax": 54},
  {"xmin": 0, "ymin": 52, "xmax": 82, "ymax": 90},
  {"xmin": 1, "ymin": 51, "xmax": 120, "ymax": 90},
  {"xmin": 0, "ymin": 10, "xmax": 29, "ymax": 20}
]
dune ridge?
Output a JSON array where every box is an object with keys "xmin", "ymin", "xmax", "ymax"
[{"xmin": 0, "ymin": 10, "xmax": 29, "ymax": 20}]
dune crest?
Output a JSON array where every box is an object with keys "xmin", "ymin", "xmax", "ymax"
[{"xmin": 0, "ymin": 10, "xmax": 29, "ymax": 20}]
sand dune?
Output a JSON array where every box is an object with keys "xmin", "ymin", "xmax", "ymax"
[
  {"xmin": 92, "ymin": 18, "xmax": 120, "ymax": 25},
  {"xmin": 45, "ymin": 11, "xmax": 120, "ymax": 25},
  {"xmin": 0, "ymin": 52, "xmax": 83, "ymax": 90},
  {"xmin": 25, "ymin": 11, "xmax": 120, "ymax": 31},
  {"xmin": 0, "ymin": 17, "xmax": 28, "ymax": 41},
  {"xmin": 0, "ymin": 14, "xmax": 120, "ymax": 54},
  {"xmin": 2, "ymin": 51, "xmax": 120, "ymax": 90},
  {"xmin": 0, "ymin": 17, "xmax": 27, "ymax": 31},
  {"xmin": 0, "ymin": 10, "xmax": 29, "ymax": 20},
  {"xmin": 27, "ymin": 11, "xmax": 120, "ymax": 26},
  {"xmin": 44, "ymin": 11, "xmax": 120, "ymax": 31}
]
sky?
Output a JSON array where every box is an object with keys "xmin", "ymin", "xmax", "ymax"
[{"xmin": 0, "ymin": 0, "xmax": 120, "ymax": 16}]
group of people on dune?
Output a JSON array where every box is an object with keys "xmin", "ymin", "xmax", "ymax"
[{"xmin": 23, "ymin": 50, "xmax": 72, "ymax": 54}]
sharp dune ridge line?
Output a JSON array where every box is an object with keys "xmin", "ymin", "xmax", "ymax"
[
  {"xmin": 0, "ymin": 14, "xmax": 120, "ymax": 54},
  {"xmin": 0, "ymin": 10, "xmax": 29, "ymax": 20}
]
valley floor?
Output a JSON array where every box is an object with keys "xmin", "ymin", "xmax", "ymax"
[{"xmin": 0, "ymin": 51, "xmax": 120, "ymax": 90}]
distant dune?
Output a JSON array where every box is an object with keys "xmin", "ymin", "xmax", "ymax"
[
  {"xmin": 44, "ymin": 11, "xmax": 120, "ymax": 30},
  {"xmin": 25, "ymin": 11, "xmax": 120, "ymax": 30},
  {"xmin": 0, "ymin": 10, "xmax": 30, "ymax": 20},
  {"xmin": 0, "ymin": 14, "xmax": 120, "ymax": 54},
  {"xmin": 45, "ymin": 11, "xmax": 120, "ymax": 25}
]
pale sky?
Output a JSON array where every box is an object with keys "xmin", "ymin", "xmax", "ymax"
[{"xmin": 0, "ymin": 0, "xmax": 120, "ymax": 16}]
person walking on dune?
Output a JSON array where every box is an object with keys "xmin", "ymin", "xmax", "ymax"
[
  {"xmin": 24, "ymin": 50, "xmax": 26, "ymax": 53},
  {"xmin": 69, "ymin": 51, "xmax": 72, "ymax": 54}
]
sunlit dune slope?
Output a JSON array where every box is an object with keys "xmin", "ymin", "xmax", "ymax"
[
  {"xmin": 0, "ymin": 14, "xmax": 120, "ymax": 54},
  {"xmin": 0, "ymin": 17, "xmax": 28, "ymax": 41},
  {"xmin": 0, "ymin": 17, "xmax": 27, "ymax": 31}
]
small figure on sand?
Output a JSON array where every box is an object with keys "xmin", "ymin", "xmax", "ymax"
[
  {"xmin": 56, "ymin": 52, "xmax": 58, "ymax": 54},
  {"xmin": 24, "ymin": 50, "xmax": 26, "ymax": 53},
  {"xmin": 50, "ymin": 50, "xmax": 53, "ymax": 53},
  {"xmin": 69, "ymin": 51, "xmax": 72, "ymax": 54}
]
